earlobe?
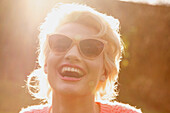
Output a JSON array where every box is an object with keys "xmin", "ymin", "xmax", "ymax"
[
  {"xmin": 100, "ymin": 75, "xmax": 106, "ymax": 82},
  {"xmin": 44, "ymin": 64, "xmax": 48, "ymax": 74},
  {"xmin": 100, "ymin": 69, "xmax": 108, "ymax": 82}
]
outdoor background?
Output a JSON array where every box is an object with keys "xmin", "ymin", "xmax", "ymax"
[{"xmin": 0, "ymin": 0, "xmax": 169, "ymax": 113}]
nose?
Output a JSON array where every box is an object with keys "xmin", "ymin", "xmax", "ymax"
[{"xmin": 64, "ymin": 45, "xmax": 82, "ymax": 62}]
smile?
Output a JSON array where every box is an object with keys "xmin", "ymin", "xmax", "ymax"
[{"xmin": 58, "ymin": 64, "xmax": 86, "ymax": 81}]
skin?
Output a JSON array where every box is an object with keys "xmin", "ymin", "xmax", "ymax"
[{"xmin": 44, "ymin": 22, "xmax": 107, "ymax": 113}]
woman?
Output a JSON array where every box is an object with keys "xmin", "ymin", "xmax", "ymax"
[{"xmin": 20, "ymin": 3, "xmax": 142, "ymax": 113}]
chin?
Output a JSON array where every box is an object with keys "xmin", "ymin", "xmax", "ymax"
[{"xmin": 53, "ymin": 83, "xmax": 90, "ymax": 97}]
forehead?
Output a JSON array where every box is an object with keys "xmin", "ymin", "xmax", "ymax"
[{"xmin": 54, "ymin": 22, "xmax": 99, "ymax": 39}]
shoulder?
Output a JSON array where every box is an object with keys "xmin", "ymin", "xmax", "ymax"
[
  {"xmin": 97, "ymin": 101, "xmax": 142, "ymax": 113},
  {"xmin": 19, "ymin": 104, "xmax": 51, "ymax": 113}
]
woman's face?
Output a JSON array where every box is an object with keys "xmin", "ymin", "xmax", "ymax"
[{"xmin": 45, "ymin": 22, "xmax": 106, "ymax": 97}]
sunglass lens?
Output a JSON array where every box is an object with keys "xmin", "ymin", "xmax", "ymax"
[
  {"xmin": 49, "ymin": 35, "xmax": 72, "ymax": 53},
  {"xmin": 80, "ymin": 39, "xmax": 104, "ymax": 58}
]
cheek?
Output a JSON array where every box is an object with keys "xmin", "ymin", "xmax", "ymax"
[
  {"xmin": 46, "ymin": 53, "xmax": 63, "ymax": 77},
  {"xmin": 46, "ymin": 53, "xmax": 64, "ymax": 87},
  {"xmin": 90, "ymin": 56, "xmax": 104, "ymax": 72},
  {"xmin": 47, "ymin": 53, "xmax": 62, "ymax": 66},
  {"xmin": 90, "ymin": 60, "xmax": 103, "ymax": 71},
  {"xmin": 86, "ymin": 55, "xmax": 104, "ymax": 79},
  {"xmin": 85, "ymin": 57, "xmax": 104, "ymax": 92}
]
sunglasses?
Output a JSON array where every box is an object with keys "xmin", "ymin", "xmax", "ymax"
[{"xmin": 47, "ymin": 34, "xmax": 107, "ymax": 59}]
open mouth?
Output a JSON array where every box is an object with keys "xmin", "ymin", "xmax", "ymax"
[{"xmin": 58, "ymin": 65, "xmax": 85, "ymax": 81}]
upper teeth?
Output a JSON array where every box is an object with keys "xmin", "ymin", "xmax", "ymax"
[{"xmin": 61, "ymin": 67, "xmax": 83, "ymax": 75}]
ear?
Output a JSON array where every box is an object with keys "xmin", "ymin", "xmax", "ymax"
[
  {"xmin": 44, "ymin": 63, "xmax": 48, "ymax": 74},
  {"xmin": 99, "ymin": 69, "xmax": 108, "ymax": 82}
]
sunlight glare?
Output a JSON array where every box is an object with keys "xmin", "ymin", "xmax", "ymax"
[{"xmin": 120, "ymin": 0, "xmax": 170, "ymax": 5}]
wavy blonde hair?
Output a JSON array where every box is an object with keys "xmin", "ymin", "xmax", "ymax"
[{"xmin": 27, "ymin": 3, "xmax": 123, "ymax": 104}]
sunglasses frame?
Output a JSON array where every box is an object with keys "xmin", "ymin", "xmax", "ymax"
[{"xmin": 47, "ymin": 33, "xmax": 107, "ymax": 59}]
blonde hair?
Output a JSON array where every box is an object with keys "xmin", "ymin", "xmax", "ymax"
[{"xmin": 27, "ymin": 3, "xmax": 123, "ymax": 104}]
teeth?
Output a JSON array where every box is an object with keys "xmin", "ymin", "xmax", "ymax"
[
  {"xmin": 61, "ymin": 66, "xmax": 83, "ymax": 75},
  {"xmin": 68, "ymin": 67, "xmax": 70, "ymax": 71},
  {"xmin": 75, "ymin": 68, "xmax": 78, "ymax": 73},
  {"xmin": 71, "ymin": 68, "xmax": 74, "ymax": 72}
]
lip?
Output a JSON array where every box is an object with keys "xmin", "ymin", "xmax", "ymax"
[{"xmin": 58, "ymin": 64, "xmax": 86, "ymax": 81}]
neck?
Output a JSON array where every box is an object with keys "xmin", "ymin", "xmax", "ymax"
[{"xmin": 51, "ymin": 91, "xmax": 100, "ymax": 113}]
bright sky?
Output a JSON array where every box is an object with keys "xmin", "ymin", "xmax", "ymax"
[{"xmin": 120, "ymin": 0, "xmax": 170, "ymax": 5}]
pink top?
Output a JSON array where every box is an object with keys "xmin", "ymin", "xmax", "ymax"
[{"xmin": 20, "ymin": 101, "xmax": 142, "ymax": 113}]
